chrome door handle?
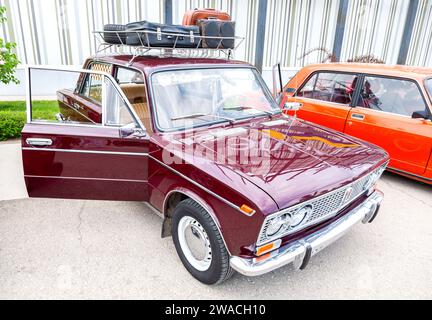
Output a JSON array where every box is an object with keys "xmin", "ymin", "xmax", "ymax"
[
  {"xmin": 26, "ymin": 138, "xmax": 53, "ymax": 146},
  {"xmin": 351, "ymin": 113, "xmax": 365, "ymax": 120},
  {"xmin": 72, "ymin": 102, "xmax": 82, "ymax": 110}
]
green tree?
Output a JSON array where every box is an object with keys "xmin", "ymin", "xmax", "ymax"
[{"xmin": 0, "ymin": 6, "xmax": 19, "ymax": 85}]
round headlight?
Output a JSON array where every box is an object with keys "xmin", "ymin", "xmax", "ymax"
[
  {"xmin": 291, "ymin": 205, "xmax": 313, "ymax": 228},
  {"xmin": 265, "ymin": 214, "xmax": 291, "ymax": 237}
]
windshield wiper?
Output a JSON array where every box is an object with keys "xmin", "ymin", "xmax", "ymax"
[
  {"xmin": 171, "ymin": 113, "xmax": 236, "ymax": 124},
  {"xmin": 223, "ymin": 106, "xmax": 274, "ymax": 116}
]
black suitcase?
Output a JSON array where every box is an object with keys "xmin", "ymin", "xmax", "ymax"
[
  {"xmin": 103, "ymin": 24, "xmax": 127, "ymax": 44},
  {"xmin": 125, "ymin": 21, "xmax": 200, "ymax": 48},
  {"xmin": 197, "ymin": 20, "xmax": 235, "ymax": 49},
  {"xmin": 220, "ymin": 21, "xmax": 235, "ymax": 49}
]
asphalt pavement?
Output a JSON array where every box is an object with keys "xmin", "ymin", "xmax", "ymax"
[{"xmin": 0, "ymin": 141, "xmax": 431, "ymax": 299}]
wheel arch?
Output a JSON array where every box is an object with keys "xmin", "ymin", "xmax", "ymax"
[{"xmin": 161, "ymin": 187, "xmax": 229, "ymax": 253}]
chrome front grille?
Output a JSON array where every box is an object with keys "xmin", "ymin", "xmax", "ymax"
[
  {"xmin": 257, "ymin": 163, "xmax": 387, "ymax": 246},
  {"xmin": 304, "ymin": 189, "xmax": 345, "ymax": 224},
  {"xmin": 303, "ymin": 171, "xmax": 372, "ymax": 225}
]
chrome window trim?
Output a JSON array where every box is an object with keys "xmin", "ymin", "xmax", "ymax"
[
  {"xmin": 22, "ymin": 147, "xmax": 149, "ymax": 157},
  {"xmin": 28, "ymin": 121, "xmax": 109, "ymax": 129},
  {"xmin": 257, "ymin": 162, "xmax": 388, "ymax": 246},
  {"xmin": 24, "ymin": 175, "xmax": 148, "ymax": 183}
]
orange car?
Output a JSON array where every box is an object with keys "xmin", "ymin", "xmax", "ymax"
[{"xmin": 281, "ymin": 63, "xmax": 432, "ymax": 184}]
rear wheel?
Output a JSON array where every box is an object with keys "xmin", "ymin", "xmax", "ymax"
[{"xmin": 172, "ymin": 198, "xmax": 233, "ymax": 285}]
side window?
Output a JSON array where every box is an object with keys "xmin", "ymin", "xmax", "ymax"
[
  {"xmin": 357, "ymin": 76, "xmax": 426, "ymax": 117},
  {"xmin": 116, "ymin": 67, "xmax": 150, "ymax": 130},
  {"xmin": 80, "ymin": 63, "xmax": 113, "ymax": 104},
  {"xmin": 297, "ymin": 72, "xmax": 358, "ymax": 105},
  {"xmin": 116, "ymin": 68, "xmax": 144, "ymax": 85},
  {"xmin": 28, "ymin": 67, "xmax": 137, "ymax": 127},
  {"xmin": 296, "ymin": 74, "xmax": 317, "ymax": 99},
  {"xmin": 105, "ymin": 78, "xmax": 135, "ymax": 126},
  {"xmin": 81, "ymin": 74, "xmax": 103, "ymax": 103}
]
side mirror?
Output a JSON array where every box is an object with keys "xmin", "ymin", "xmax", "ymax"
[
  {"xmin": 412, "ymin": 110, "xmax": 431, "ymax": 120},
  {"xmin": 119, "ymin": 124, "xmax": 147, "ymax": 138},
  {"xmin": 283, "ymin": 102, "xmax": 302, "ymax": 111}
]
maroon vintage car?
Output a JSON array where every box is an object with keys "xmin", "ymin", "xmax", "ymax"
[{"xmin": 22, "ymin": 54, "xmax": 389, "ymax": 284}]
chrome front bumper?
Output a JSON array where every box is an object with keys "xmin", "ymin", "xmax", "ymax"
[{"xmin": 230, "ymin": 190, "xmax": 383, "ymax": 277}]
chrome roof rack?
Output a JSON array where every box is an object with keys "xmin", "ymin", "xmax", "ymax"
[{"xmin": 93, "ymin": 29, "xmax": 245, "ymax": 65}]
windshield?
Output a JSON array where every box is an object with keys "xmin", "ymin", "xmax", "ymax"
[
  {"xmin": 426, "ymin": 79, "xmax": 432, "ymax": 102},
  {"xmin": 151, "ymin": 68, "xmax": 280, "ymax": 130}
]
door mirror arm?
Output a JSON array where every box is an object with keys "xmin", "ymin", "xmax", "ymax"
[
  {"xmin": 283, "ymin": 102, "xmax": 302, "ymax": 111},
  {"xmin": 119, "ymin": 124, "xmax": 147, "ymax": 138}
]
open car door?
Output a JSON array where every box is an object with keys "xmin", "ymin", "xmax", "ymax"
[{"xmin": 22, "ymin": 66, "xmax": 150, "ymax": 201}]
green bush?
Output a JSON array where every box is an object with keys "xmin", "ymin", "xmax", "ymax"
[
  {"xmin": 0, "ymin": 110, "xmax": 26, "ymax": 140},
  {"xmin": 0, "ymin": 100, "xmax": 59, "ymax": 141},
  {"xmin": 1, "ymin": 6, "xmax": 20, "ymax": 85}
]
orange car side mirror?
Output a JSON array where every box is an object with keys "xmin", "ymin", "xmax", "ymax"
[{"xmin": 412, "ymin": 110, "xmax": 431, "ymax": 120}]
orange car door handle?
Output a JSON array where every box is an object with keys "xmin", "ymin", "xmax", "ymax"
[{"xmin": 351, "ymin": 113, "xmax": 365, "ymax": 120}]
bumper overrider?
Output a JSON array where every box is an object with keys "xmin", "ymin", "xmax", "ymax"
[{"xmin": 230, "ymin": 190, "xmax": 383, "ymax": 276}]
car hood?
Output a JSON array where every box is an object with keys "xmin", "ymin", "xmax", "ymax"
[{"xmin": 159, "ymin": 115, "xmax": 388, "ymax": 211}]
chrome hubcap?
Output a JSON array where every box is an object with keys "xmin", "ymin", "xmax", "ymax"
[{"xmin": 178, "ymin": 216, "xmax": 212, "ymax": 271}]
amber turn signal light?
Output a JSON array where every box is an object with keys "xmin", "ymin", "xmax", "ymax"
[
  {"xmin": 240, "ymin": 204, "xmax": 256, "ymax": 216},
  {"xmin": 256, "ymin": 239, "xmax": 282, "ymax": 256}
]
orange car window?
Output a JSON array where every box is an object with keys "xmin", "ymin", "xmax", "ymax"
[
  {"xmin": 296, "ymin": 74, "xmax": 317, "ymax": 99},
  {"xmin": 425, "ymin": 79, "xmax": 432, "ymax": 103},
  {"xmin": 357, "ymin": 76, "xmax": 426, "ymax": 117},
  {"xmin": 297, "ymin": 72, "xmax": 358, "ymax": 105}
]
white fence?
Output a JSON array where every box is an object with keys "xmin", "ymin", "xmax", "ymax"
[
  {"xmin": 1, "ymin": 0, "xmax": 432, "ymax": 68},
  {"xmin": 1, "ymin": 0, "xmax": 432, "ymax": 98}
]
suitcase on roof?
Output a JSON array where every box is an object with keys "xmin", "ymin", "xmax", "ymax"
[
  {"xmin": 182, "ymin": 8, "xmax": 231, "ymax": 26},
  {"xmin": 197, "ymin": 20, "xmax": 235, "ymax": 49},
  {"xmin": 125, "ymin": 21, "xmax": 200, "ymax": 48}
]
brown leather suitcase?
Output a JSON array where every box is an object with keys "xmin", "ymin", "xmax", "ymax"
[{"xmin": 182, "ymin": 8, "xmax": 231, "ymax": 26}]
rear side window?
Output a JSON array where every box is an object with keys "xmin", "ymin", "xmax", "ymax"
[
  {"xmin": 81, "ymin": 63, "xmax": 113, "ymax": 103},
  {"xmin": 81, "ymin": 73, "xmax": 103, "ymax": 103},
  {"xmin": 357, "ymin": 76, "xmax": 426, "ymax": 117},
  {"xmin": 297, "ymin": 72, "xmax": 358, "ymax": 105}
]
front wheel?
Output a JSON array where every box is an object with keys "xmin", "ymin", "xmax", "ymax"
[{"xmin": 172, "ymin": 199, "xmax": 234, "ymax": 285}]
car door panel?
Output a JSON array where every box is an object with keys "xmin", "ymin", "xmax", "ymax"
[
  {"xmin": 285, "ymin": 96, "xmax": 351, "ymax": 132},
  {"xmin": 345, "ymin": 110, "xmax": 431, "ymax": 175},
  {"xmin": 283, "ymin": 72, "xmax": 358, "ymax": 132},
  {"xmin": 23, "ymin": 66, "xmax": 149, "ymax": 201},
  {"xmin": 22, "ymin": 123, "xmax": 150, "ymax": 201}
]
